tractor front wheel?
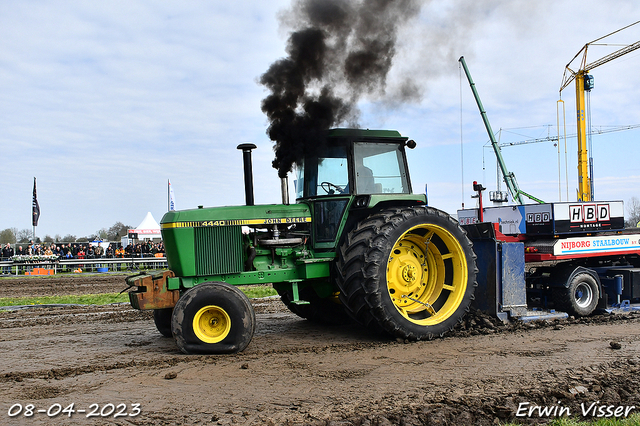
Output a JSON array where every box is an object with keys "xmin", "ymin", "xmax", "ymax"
[
  {"xmin": 336, "ymin": 206, "xmax": 477, "ymax": 340},
  {"xmin": 171, "ymin": 282, "xmax": 255, "ymax": 354},
  {"xmin": 153, "ymin": 308, "xmax": 173, "ymax": 337}
]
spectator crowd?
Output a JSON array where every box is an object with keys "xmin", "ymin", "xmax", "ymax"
[{"xmin": 1, "ymin": 241, "xmax": 165, "ymax": 261}]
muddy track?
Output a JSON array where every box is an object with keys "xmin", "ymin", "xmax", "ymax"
[
  {"xmin": 0, "ymin": 274, "xmax": 129, "ymax": 298},
  {"xmin": 0, "ymin": 274, "xmax": 639, "ymax": 425}
]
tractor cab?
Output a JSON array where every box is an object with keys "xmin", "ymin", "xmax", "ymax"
[{"xmin": 294, "ymin": 129, "xmax": 420, "ymax": 249}]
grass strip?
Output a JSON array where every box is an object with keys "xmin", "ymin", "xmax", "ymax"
[
  {"xmin": 505, "ymin": 412, "xmax": 640, "ymax": 426},
  {"xmin": 239, "ymin": 285, "xmax": 278, "ymax": 299},
  {"xmin": 0, "ymin": 285, "xmax": 278, "ymax": 307},
  {"xmin": 0, "ymin": 293, "xmax": 129, "ymax": 306}
]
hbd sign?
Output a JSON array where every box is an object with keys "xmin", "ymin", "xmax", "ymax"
[
  {"xmin": 525, "ymin": 201, "xmax": 624, "ymax": 235},
  {"xmin": 569, "ymin": 204, "xmax": 610, "ymax": 223},
  {"xmin": 526, "ymin": 211, "xmax": 551, "ymax": 224}
]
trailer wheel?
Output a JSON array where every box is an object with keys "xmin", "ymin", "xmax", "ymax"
[
  {"xmin": 336, "ymin": 206, "xmax": 477, "ymax": 340},
  {"xmin": 153, "ymin": 308, "xmax": 173, "ymax": 337},
  {"xmin": 555, "ymin": 273, "xmax": 599, "ymax": 317},
  {"xmin": 276, "ymin": 284, "xmax": 351, "ymax": 325},
  {"xmin": 171, "ymin": 282, "xmax": 255, "ymax": 354}
]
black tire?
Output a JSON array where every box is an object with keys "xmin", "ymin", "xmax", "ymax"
[
  {"xmin": 554, "ymin": 273, "xmax": 599, "ymax": 317},
  {"xmin": 336, "ymin": 206, "xmax": 477, "ymax": 340},
  {"xmin": 171, "ymin": 282, "xmax": 255, "ymax": 354},
  {"xmin": 153, "ymin": 308, "xmax": 173, "ymax": 337},
  {"xmin": 276, "ymin": 283, "xmax": 351, "ymax": 326}
]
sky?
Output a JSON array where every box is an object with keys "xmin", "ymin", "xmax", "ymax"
[{"xmin": 2, "ymin": 0, "xmax": 640, "ymax": 239}]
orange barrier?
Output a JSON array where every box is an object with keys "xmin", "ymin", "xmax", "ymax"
[{"xmin": 25, "ymin": 267, "xmax": 55, "ymax": 276}]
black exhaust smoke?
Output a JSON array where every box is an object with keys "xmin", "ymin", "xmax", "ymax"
[{"xmin": 260, "ymin": 0, "xmax": 421, "ymax": 178}]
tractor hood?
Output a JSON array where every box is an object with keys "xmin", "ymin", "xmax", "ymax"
[
  {"xmin": 161, "ymin": 203, "xmax": 311, "ymax": 230},
  {"xmin": 160, "ymin": 203, "xmax": 311, "ymax": 278}
]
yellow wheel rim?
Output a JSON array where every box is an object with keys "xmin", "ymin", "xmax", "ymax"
[
  {"xmin": 387, "ymin": 223, "xmax": 468, "ymax": 326},
  {"xmin": 192, "ymin": 305, "xmax": 231, "ymax": 343}
]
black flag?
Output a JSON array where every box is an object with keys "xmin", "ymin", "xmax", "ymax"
[{"xmin": 32, "ymin": 177, "xmax": 40, "ymax": 226}]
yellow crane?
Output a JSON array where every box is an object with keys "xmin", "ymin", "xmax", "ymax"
[{"xmin": 559, "ymin": 21, "xmax": 640, "ymax": 202}]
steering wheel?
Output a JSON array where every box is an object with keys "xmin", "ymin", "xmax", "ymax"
[{"xmin": 320, "ymin": 181, "xmax": 344, "ymax": 194}]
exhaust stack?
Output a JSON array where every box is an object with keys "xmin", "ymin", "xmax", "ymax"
[
  {"xmin": 237, "ymin": 143, "xmax": 257, "ymax": 206},
  {"xmin": 280, "ymin": 177, "xmax": 289, "ymax": 205}
]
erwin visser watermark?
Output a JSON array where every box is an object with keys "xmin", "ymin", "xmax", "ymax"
[{"xmin": 516, "ymin": 401, "xmax": 636, "ymax": 419}]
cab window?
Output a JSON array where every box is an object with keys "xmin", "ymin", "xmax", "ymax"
[
  {"xmin": 296, "ymin": 145, "xmax": 348, "ymax": 198},
  {"xmin": 353, "ymin": 142, "xmax": 409, "ymax": 194}
]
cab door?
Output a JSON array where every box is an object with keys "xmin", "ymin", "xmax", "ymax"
[{"xmin": 296, "ymin": 145, "xmax": 351, "ymax": 250}]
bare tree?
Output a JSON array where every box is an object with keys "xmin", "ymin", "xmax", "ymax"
[
  {"xmin": 107, "ymin": 222, "xmax": 131, "ymax": 241},
  {"xmin": 16, "ymin": 229, "xmax": 32, "ymax": 243},
  {"xmin": 0, "ymin": 228, "xmax": 17, "ymax": 244},
  {"xmin": 61, "ymin": 234, "xmax": 77, "ymax": 243},
  {"xmin": 95, "ymin": 228, "xmax": 109, "ymax": 240},
  {"xmin": 626, "ymin": 197, "xmax": 640, "ymax": 227}
]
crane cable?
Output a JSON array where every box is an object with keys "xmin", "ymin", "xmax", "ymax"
[
  {"xmin": 560, "ymin": 20, "xmax": 640, "ymax": 93},
  {"xmin": 556, "ymin": 99, "xmax": 569, "ymax": 202},
  {"xmin": 459, "ymin": 61, "xmax": 465, "ymax": 208}
]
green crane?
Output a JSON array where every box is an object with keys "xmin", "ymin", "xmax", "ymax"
[{"xmin": 459, "ymin": 56, "xmax": 543, "ymax": 205}]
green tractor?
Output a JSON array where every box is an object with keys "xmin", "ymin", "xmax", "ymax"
[{"xmin": 127, "ymin": 129, "xmax": 478, "ymax": 354}]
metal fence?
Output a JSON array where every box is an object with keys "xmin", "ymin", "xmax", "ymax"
[{"xmin": 0, "ymin": 257, "xmax": 168, "ymax": 276}]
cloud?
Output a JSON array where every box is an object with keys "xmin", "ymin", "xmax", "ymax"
[
  {"xmin": 0, "ymin": 1, "xmax": 290, "ymax": 237},
  {"xmin": 1, "ymin": 0, "xmax": 640, "ymax": 239}
]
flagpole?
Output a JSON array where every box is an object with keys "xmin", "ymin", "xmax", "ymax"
[
  {"xmin": 33, "ymin": 177, "xmax": 35, "ymax": 240},
  {"xmin": 32, "ymin": 177, "xmax": 40, "ymax": 241},
  {"xmin": 168, "ymin": 179, "xmax": 176, "ymax": 212}
]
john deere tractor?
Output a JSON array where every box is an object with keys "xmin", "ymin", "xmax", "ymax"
[{"xmin": 127, "ymin": 129, "xmax": 478, "ymax": 354}]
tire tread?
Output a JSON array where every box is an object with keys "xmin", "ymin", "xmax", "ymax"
[{"xmin": 336, "ymin": 206, "xmax": 478, "ymax": 340}]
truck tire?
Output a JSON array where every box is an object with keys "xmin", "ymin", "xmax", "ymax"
[
  {"xmin": 554, "ymin": 272, "xmax": 599, "ymax": 317},
  {"xmin": 276, "ymin": 284, "xmax": 351, "ymax": 325},
  {"xmin": 171, "ymin": 282, "xmax": 255, "ymax": 354},
  {"xmin": 336, "ymin": 206, "xmax": 477, "ymax": 340},
  {"xmin": 153, "ymin": 308, "xmax": 173, "ymax": 337}
]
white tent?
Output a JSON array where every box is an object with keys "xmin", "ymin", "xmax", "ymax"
[{"xmin": 129, "ymin": 212, "xmax": 162, "ymax": 240}]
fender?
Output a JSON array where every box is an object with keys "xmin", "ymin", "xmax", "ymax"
[{"xmin": 550, "ymin": 265, "xmax": 603, "ymax": 296}]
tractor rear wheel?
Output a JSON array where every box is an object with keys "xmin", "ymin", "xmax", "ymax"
[
  {"xmin": 336, "ymin": 206, "xmax": 477, "ymax": 340},
  {"xmin": 276, "ymin": 284, "xmax": 351, "ymax": 325},
  {"xmin": 171, "ymin": 282, "xmax": 255, "ymax": 354},
  {"xmin": 153, "ymin": 308, "xmax": 173, "ymax": 337}
]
